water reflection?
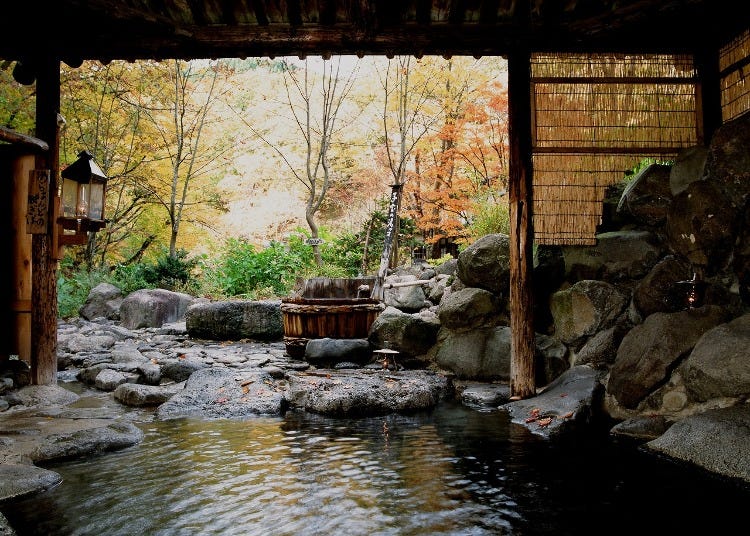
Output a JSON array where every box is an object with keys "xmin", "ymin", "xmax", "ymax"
[{"xmin": 3, "ymin": 402, "xmax": 749, "ymax": 535}]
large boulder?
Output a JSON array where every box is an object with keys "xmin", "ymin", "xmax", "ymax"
[
  {"xmin": 617, "ymin": 162, "xmax": 673, "ymax": 227},
  {"xmin": 119, "ymin": 289, "xmax": 195, "ymax": 329},
  {"xmin": 156, "ymin": 368, "xmax": 287, "ymax": 419},
  {"xmin": 285, "ymin": 369, "xmax": 450, "ymax": 417},
  {"xmin": 645, "ymin": 405, "xmax": 750, "ymax": 483},
  {"xmin": 501, "ymin": 365, "xmax": 606, "ymax": 440},
  {"xmin": 368, "ymin": 307, "xmax": 440, "ymax": 359},
  {"xmin": 78, "ymin": 282, "xmax": 123, "ymax": 320},
  {"xmin": 185, "ymin": 300, "xmax": 283, "ymax": 341},
  {"xmin": 437, "ymin": 287, "xmax": 504, "ymax": 330},
  {"xmin": 670, "ymin": 145, "xmax": 708, "ymax": 195},
  {"xmin": 561, "ymin": 230, "xmax": 665, "ymax": 282},
  {"xmin": 382, "ymin": 274, "xmax": 429, "ymax": 312},
  {"xmin": 549, "ymin": 280, "xmax": 629, "ymax": 347},
  {"xmin": 665, "ymin": 180, "xmax": 738, "ymax": 272},
  {"xmin": 434, "ymin": 326, "xmax": 512, "ymax": 381},
  {"xmin": 304, "ymin": 338, "xmax": 372, "ymax": 367},
  {"xmin": 456, "ymin": 233, "xmax": 510, "ymax": 294},
  {"xmin": 704, "ymin": 111, "xmax": 750, "ymax": 203},
  {"xmin": 606, "ymin": 305, "xmax": 731, "ymax": 409},
  {"xmin": 680, "ymin": 312, "xmax": 750, "ymax": 403}
]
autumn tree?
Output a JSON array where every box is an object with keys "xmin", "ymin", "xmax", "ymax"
[
  {"xmin": 405, "ymin": 57, "xmax": 509, "ymax": 252},
  {"xmin": 232, "ymin": 56, "xmax": 363, "ymax": 266},
  {"xmin": 138, "ymin": 59, "xmax": 233, "ymax": 258},
  {"xmin": 373, "ymin": 55, "xmax": 443, "ymax": 270},
  {"xmin": 60, "ymin": 60, "xmax": 164, "ymax": 268}
]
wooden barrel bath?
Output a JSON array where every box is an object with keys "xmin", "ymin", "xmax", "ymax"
[{"xmin": 281, "ymin": 277, "xmax": 385, "ymax": 359}]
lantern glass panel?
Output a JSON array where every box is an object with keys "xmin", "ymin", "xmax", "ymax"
[
  {"xmin": 61, "ymin": 178, "xmax": 78, "ymax": 218},
  {"xmin": 76, "ymin": 183, "xmax": 89, "ymax": 217},
  {"xmin": 89, "ymin": 182, "xmax": 104, "ymax": 220}
]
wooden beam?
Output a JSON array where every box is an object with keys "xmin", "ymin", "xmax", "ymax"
[
  {"xmin": 31, "ymin": 57, "xmax": 60, "ymax": 386},
  {"xmin": 508, "ymin": 40, "xmax": 536, "ymax": 399}
]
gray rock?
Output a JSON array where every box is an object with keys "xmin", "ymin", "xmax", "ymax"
[
  {"xmin": 0, "ymin": 464, "xmax": 62, "ymax": 503},
  {"xmin": 501, "ymin": 365, "xmax": 605, "ymax": 439},
  {"xmin": 457, "ymin": 382, "xmax": 511, "ymax": 408},
  {"xmin": 645, "ymin": 405, "xmax": 750, "ymax": 483},
  {"xmin": 670, "ymin": 145, "xmax": 707, "ymax": 196},
  {"xmin": 435, "ymin": 326, "xmax": 511, "ymax": 381},
  {"xmin": 113, "ymin": 382, "xmax": 183, "ymax": 406},
  {"xmin": 456, "ymin": 233, "xmax": 510, "ymax": 294},
  {"xmin": 437, "ymin": 287, "xmax": 504, "ymax": 329},
  {"xmin": 285, "ymin": 369, "xmax": 450, "ymax": 417},
  {"xmin": 382, "ymin": 274, "xmax": 429, "ymax": 312},
  {"xmin": 681, "ymin": 312, "xmax": 750, "ymax": 402},
  {"xmin": 185, "ymin": 300, "xmax": 283, "ymax": 340},
  {"xmin": 368, "ymin": 307, "xmax": 440, "ymax": 358},
  {"xmin": 156, "ymin": 368, "xmax": 286, "ymax": 419},
  {"xmin": 120, "ymin": 289, "xmax": 195, "ymax": 329},
  {"xmin": 562, "ymin": 230, "xmax": 664, "ymax": 282},
  {"xmin": 78, "ymin": 282, "xmax": 123, "ymax": 321},
  {"xmin": 609, "ymin": 415, "xmax": 673, "ymax": 442},
  {"xmin": 304, "ymin": 338, "xmax": 372, "ymax": 367},
  {"xmin": 31, "ymin": 421, "xmax": 144, "ymax": 463},
  {"xmin": 160, "ymin": 357, "xmax": 210, "ymax": 383},
  {"xmin": 549, "ymin": 280, "xmax": 629, "ymax": 346},
  {"xmin": 607, "ymin": 305, "xmax": 730, "ymax": 409},
  {"xmin": 617, "ymin": 162, "xmax": 673, "ymax": 226}
]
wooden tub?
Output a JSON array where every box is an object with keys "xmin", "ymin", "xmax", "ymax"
[{"xmin": 281, "ymin": 277, "xmax": 384, "ymax": 359}]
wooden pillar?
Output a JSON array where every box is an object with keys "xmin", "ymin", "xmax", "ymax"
[
  {"xmin": 31, "ymin": 57, "xmax": 61, "ymax": 385},
  {"xmin": 507, "ymin": 46, "xmax": 536, "ymax": 400}
]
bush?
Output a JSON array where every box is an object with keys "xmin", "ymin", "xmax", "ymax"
[
  {"xmin": 466, "ymin": 199, "xmax": 510, "ymax": 242},
  {"xmin": 57, "ymin": 260, "xmax": 109, "ymax": 319},
  {"xmin": 208, "ymin": 237, "xmax": 311, "ymax": 297}
]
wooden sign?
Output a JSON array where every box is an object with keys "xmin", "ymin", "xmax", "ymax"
[
  {"xmin": 305, "ymin": 237, "xmax": 325, "ymax": 246},
  {"xmin": 26, "ymin": 169, "xmax": 50, "ymax": 234}
]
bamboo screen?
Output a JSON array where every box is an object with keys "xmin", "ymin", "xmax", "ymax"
[
  {"xmin": 720, "ymin": 29, "xmax": 750, "ymax": 122},
  {"xmin": 530, "ymin": 53, "xmax": 698, "ymax": 245}
]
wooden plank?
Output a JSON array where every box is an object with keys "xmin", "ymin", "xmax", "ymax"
[
  {"xmin": 508, "ymin": 42, "xmax": 536, "ymax": 400},
  {"xmin": 12, "ymin": 153, "xmax": 33, "ymax": 362}
]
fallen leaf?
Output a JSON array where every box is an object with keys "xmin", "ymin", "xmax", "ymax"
[
  {"xmin": 240, "ymin": 380, "xmax": 254, "ymax": 387},
  {"xmin": 215, "ymin": 397, "xmax": 228, "ymax": 404},
  {"xmin": 242, "ymin": 385, "xmax": 250, "ymax": 394},
  {"xmin": 537, "ymin": 417, "xmax": 553, "ymax": 428},
  {"xmin": 561, "ymin": 411, "xmax": 574, "ymax": 419}
]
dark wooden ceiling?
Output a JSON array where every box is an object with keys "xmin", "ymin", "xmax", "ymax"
[{"xmin": 2, "ymin": 1, "xmax": 748, "ymax": 64}]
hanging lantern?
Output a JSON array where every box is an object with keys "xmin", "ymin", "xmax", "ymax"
[{"xmin": 58, "ymin": 150, "xmax": 107, "ymax": 240}]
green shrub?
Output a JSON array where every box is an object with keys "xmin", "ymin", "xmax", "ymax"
[
  {"xmin": 57, "ymin": 261, "xmax": 109, "ymax": 319},
  {"xmin": 466, "ymin": 199, "xmax": 510, "ymax": 241},
  {"xmin": 209, "ymin": 237, "xmax": 311, "ymax": 297}
]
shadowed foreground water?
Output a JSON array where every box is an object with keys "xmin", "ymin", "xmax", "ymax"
[{"xmin": 3, "ymin": 401, "xmax": 749, "ymax": 535}]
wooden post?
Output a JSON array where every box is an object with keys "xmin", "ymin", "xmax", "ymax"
[
  {"xmin": 507, "ymin": 45, "xmax": 536, "ymax": 399},
  {"xmin": 31, "ymin": 57, "xmax": 61, "ymax": 385}
]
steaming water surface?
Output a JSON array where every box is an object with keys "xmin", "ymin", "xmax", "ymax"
[{"xmin": 3, "ymin": 401, "xmax": 748, "ymax": 535}]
